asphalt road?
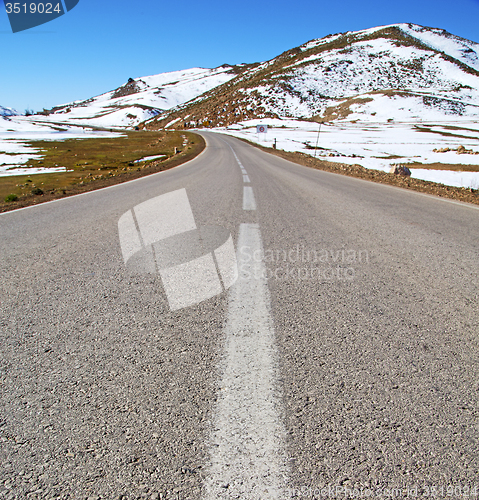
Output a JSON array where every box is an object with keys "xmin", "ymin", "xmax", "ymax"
[{"xmin": 0, "ymin": 132, "xmax": 478, "ymax": 500}]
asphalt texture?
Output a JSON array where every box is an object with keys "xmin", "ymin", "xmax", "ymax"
[{"xmin": 0, "ymin": 132, "xmax": 478, "ymax": 499}]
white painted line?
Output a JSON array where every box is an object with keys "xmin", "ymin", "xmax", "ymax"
[
  {"xmin": 243, "ymin": 186, "xmax": 256, "ymax": 210},
  {"xmin": 217, "ymin": 136, "xmax": 251, "ymax": 177},
  {"xmin": 243, "ymin": 174, "xmax": 251, "ymax": 183},
  {"xmin": 203, "ymin": 223, "xmax": 287, "ymax": 500}
]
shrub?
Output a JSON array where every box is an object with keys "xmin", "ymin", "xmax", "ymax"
[
  {"xmin": 31, "ymin": 188, "xmax": 44, "ymax": 195},
  {"xmin": 4, "ymin": 194, "xmax": 18, "ymax": 202}
]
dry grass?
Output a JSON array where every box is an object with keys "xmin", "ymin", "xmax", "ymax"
[
  {"xmin": 0, "ymin": 131, "xmax": 205, "ymax": 213},
  {"xmin": 415, "ymin": 124, "xmax": 479, "ymax": 140}
]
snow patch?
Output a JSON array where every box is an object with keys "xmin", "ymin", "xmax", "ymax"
[{"xmin": 216, "ymin": 118, "xmax": 479, "ymax": 189}]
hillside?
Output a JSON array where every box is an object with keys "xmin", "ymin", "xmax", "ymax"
[
  {"xmin": 144, "ymin": 23, "xmax": 479, "ymax": 129},
  {"xmin": 5, "ymin": 23, "xmax": 479, "ymax": 131},
  {"xmin": 34, "ymin": 66, "xmax": 244, "ymax": 128}
]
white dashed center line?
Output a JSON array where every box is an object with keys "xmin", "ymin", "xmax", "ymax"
[
  {"xmin": 203, "ymin": 223, "xmax": 287, "ymax": 499},
  {"xmin": 243, "ymin": 186, "xmax": 256, "ymax": 210}
]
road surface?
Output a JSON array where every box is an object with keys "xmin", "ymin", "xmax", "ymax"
[{"xmin": 0, "ymin": 132, "xmax": 478, "ymax": 499}]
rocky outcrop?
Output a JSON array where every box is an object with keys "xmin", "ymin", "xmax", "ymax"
[
  {"xmin": 433, "ymin": 145, "xmax": 479, "ymax": 154},
  {"xmin": 389, "ymin": 164, "xmax": 412, "ymax": 176}
]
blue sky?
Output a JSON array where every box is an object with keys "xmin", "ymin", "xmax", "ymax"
[{"xmin": 1, "ymin": 0, "xmax": 479, "ymax": 112}]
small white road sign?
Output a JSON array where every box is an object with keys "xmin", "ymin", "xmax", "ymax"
[{"xmin": 256, "ymin": 125, "xmax": 268, "ymax": 134}]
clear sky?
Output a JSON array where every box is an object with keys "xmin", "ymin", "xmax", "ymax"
[{"xmin": 1, "ymin": 0, "xmax": 479, "ymax": 112}]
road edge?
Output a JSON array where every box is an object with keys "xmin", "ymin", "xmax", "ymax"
[{"xmin": 229, "ymin": 135, "xmax": 479, "ymax": 207}]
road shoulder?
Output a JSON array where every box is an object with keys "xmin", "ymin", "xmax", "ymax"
[{"xmin": 234, "ymin": 136, "xmax": 479, "ymax": 206}]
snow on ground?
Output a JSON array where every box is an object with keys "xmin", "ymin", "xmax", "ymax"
[
  {"xmin": 400, "ymin": 24, "xmax": 479, "ymax": 72},
  {"xmin": 0, "ymin": 116, "xmax": 123, "ymax": 176},
  {"xmin": 346, "ymin": 93, "xmax": 479, "ymax": 123},
  {"xmin": 410, "ymin": 169, "xmax": 479, "ymax": 189},
  {"xmin": 215, "ymin": 118, "xmax": 479, "ymax": 189},
  {"xmin": 45, "ymin": 106, "xmax": 159, "ymax": 129},
  {"xmin": 0, "ymin": 166, "xmax": 72, "ymax": 177},
  {"xmin": 134, "ymin": 154, "xmax": 166, "ymax": 163}
]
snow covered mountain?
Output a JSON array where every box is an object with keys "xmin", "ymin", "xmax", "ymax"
[
  {"xmin": 145, "ymin": 23, "xmax": 479, "ymax": 129},
  {"xmin": 0, "ymin": 105, "xmax": 18, "ymax": 117},
  {"xmin": 35, "ymin": 66, "xmax": 242, "ymax": 128},
  {"xmin": 23, "ymin": 23, "xmax": 479, "ymax": 129}
]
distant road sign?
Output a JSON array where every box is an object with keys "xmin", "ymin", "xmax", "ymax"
[{"xmin": 256, "ymin": 125, "xmax": 268, "ymax": 134}]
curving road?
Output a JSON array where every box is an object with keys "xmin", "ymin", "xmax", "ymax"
[{"xmin": 0, "ymin": 132, "xmax": 478, "ymax": 499}]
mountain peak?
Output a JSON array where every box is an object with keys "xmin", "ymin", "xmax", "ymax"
[{"xmin": 143, "ymin": 23, "xmax": 479, "ymax": 129}]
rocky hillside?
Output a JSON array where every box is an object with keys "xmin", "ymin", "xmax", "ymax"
[{"xmin": 144, "ymin": 23, "xmax": 479, "ymax": 130}]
